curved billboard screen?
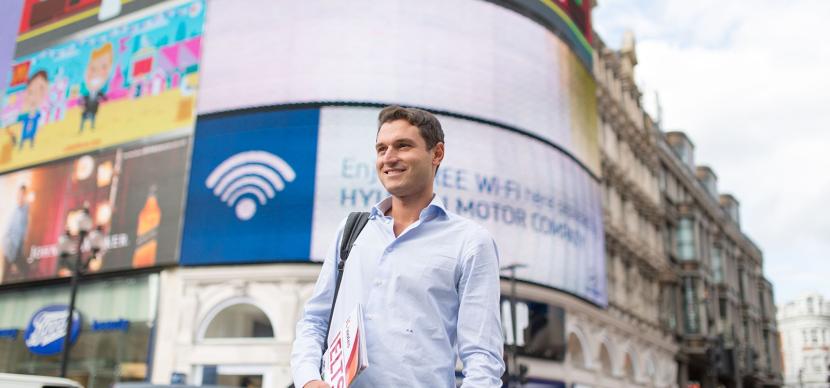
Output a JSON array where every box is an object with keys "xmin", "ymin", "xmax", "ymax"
[
  {"xmin": 182, "ymin": 106, "xmax": 606, "ymax": 306},
  {"xmin": 312, "ymin": 107, "xmax": 606, "ymax": 305},
  {"xmin": 196, "ymin": 0, "xmax": 599, "ymax": 176},
  {"xmin": 181, "ymin": 0, "xmax": 606, "ymax": 305}
]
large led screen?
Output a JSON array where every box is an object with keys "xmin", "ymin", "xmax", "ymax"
[
  {"xmin": 0, "ymin": 138, "xmax": 190, "ymax": 285},
  {"xmin": 180, "ymin": 105, "xmax": 606, "ymax": 306},
  {"xmin": 312, "ymin": 107, "xmax": 606, "ymax": 306},
  {"xmin": 180, "ymin": 109, "xmax": 319, "ymax": 265},
  {"xmin": 196, "ymin": 0, "xmax": 600, "ymax": 176},
  {"xmin": 0, "ymin": 0, "xmax": 205, "ymax": 174}
]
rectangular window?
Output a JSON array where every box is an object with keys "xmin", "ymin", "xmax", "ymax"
[
  {"xmin": 676, "ymin": 218, "xmax": 696, "ymax": 260},
  {"xmin": 719, "ymin": 297, "xmax": 728, "ymax": 320},
  {"xmin": 500, "ymin": 298, "xmax": 566, "ymax": 361},
  {"xmin": 711, "ymin": 246, "xmax": 723, "ymax": 283},
  {"xmin": 683, "ymin": 277, "xmax": 699, "ymax": 334},
  {"xmin": 660, "ymin": 285, "xmax": 678, "ymax": 331}
]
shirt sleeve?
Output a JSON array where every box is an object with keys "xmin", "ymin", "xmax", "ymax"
[
  {"xmin": 457, "ymin": 226, "xmax": 506, "ymax": 387},
  {"xmin": 290, "ymin": 220, "xmax": 345, "ymax": 388}
]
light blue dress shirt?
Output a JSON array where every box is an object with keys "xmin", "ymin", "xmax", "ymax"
[{"xmin": 291, "ymin": 195, "xmax": 505, "ymax": 387}]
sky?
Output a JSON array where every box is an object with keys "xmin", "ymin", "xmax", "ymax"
[{"xmin": 593, "ymin": 0, "xmax": 830, "ymax": 306}]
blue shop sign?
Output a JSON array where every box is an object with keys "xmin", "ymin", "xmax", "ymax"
[
  {"xmin": 92, "ymin": 319, "xmax": 130, "ymax": 332},
  {"xmin": 24, "ymin": 305, "xmax": 81, "ymax": 356},
  {"xmin": 0, "ymin": 329, "xmax": 17, "ymax": 340}
]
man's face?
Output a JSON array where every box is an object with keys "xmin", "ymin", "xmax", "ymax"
[
  {"xmin": 375, "ymin": 119, "xmax": 443, "ymax": 199},
  {"xmin": 24, "ymin": 76, "xmax": 48, "ymax": 111},
  {"xmin": 85, "ymin": 54, "xmax": 112, "ymax": 92}
]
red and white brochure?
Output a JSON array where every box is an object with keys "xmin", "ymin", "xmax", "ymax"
[{"xmin": 321, "ymin": 304, "xmax": 369, "ymax": 387}]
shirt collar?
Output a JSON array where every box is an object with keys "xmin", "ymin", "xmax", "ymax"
[{"xmin": 370, "ymin": 194, "xmax": 448, "ymax": 221}]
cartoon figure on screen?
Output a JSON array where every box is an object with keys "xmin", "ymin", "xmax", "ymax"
[
  {"xmin": 6, "ymin": 70, "xmax": 50, "ymax": 151},
  {"xmin": 79, "ymin": 43, "xmax": 114, "ymax": 133}
]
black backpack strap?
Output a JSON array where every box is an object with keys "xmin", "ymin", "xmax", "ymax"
[{"xmin": 323, "ymin": 211, "xmax": 370, "ymax": 347}]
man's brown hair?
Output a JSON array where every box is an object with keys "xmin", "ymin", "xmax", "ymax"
[{"xmin": 377, "ymin": 105, "xmax": 444, "ymax": 149}]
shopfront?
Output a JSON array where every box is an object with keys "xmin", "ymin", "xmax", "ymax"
[{"xmin": 0, "ymin": 273, "xmax": 159, "ymax": 388}]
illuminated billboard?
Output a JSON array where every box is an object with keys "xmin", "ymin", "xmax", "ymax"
[
  {"xmin": 181, "ymin": 109, "xmax": 319, "ymax": 264},
  {"xmin": 0, "ymin": 0, "xmax": 205, "ymax": 174},
  {"xmin": 312, "ymin": 107, "xmax": 606, "ymax": 306},
  {"xmin": 197, "ymin": 0, "xmax": 599, "ymax": 176},
  {"xmin": 0, "ymin": 138, "xmax": 190, "ymax": 285},
  {"xmin": 184, "ymin": 0, "xmax": 605, "ymax": 305},
  {"xmin": 180, "ymin": 106, "xmax": 606, "ymax": 306}
]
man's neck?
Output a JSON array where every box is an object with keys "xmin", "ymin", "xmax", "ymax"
[{"xmin": 386, "ymin": 190, "xmax": 434, "ymax": 237}]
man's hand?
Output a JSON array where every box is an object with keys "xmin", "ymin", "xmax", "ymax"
[{"xmin": 303, "ymin": 380, "xmax": 330, "ymax": 388}]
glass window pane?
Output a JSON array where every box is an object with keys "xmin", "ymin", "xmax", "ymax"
[{"xmin": 204, "ymin": 303, "xmax": 274, "ymax": 339}]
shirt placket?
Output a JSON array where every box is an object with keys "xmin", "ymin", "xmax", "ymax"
[{"xmin": 364, "ymin": 214, "xmax": 426, "ymax": 323}]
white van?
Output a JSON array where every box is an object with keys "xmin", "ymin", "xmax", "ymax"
[{"xmin": 0, "ymin": 373, "xmax": 83, "ymax": 388}]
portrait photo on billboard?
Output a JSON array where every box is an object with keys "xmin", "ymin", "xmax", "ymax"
[
  {"xmin": 0, "ymin": 137, "xmax": 190, "ymax": 285},
  {"xmin": 180, "ymin": 108, "xmax": 319, "ymax": 265},
  {"xmin": 0, "ymin": 0, "xmax": 205, "ymax": 174}
]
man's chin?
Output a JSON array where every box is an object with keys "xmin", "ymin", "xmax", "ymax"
[{"xmin": 380, "ymin": 182, "xmax": 408, "ymax": 197}]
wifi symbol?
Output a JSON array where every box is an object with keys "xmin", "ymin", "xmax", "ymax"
[{"xmin": 205, "ymin": 151, "xmax": 296, "ymax": 221}]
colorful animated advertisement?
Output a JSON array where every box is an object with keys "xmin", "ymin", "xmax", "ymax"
[
  {"xmin": 0, "ymin": 0, "xmax": 205, "ymax": 174},
  {"xmin": 0, "ymin": 137, "xmax": 189, "ymax": 285},
  {"xmin": 15, "ymin": 0, "xmax": 174, "ymax": 54}
]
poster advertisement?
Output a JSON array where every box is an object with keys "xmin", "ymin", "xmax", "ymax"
[
  {"xmin": 180, "ymin": 109, "xmax": 319, "ymax": 265},
  {"xmin": 0, "ymin": 0, "xmax": 205, "ymax": 174},
  {"xmin": 312, "ymin": 107, "xmax": 607, "ymax": 306},
  {"xmin": 0, "ymin": 137, "xmax": 190, "ymax": 285}
]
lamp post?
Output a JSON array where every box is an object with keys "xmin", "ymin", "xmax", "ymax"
[
  {"xmin": 500, "ymin": 263, "xmax": 526, "ymax": 388},
  {"xmin": 57, "ymin": 207, "xmax": 105, "ymax": 378}
]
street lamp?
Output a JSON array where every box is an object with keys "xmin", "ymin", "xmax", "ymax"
[
  {"xmin": 58, "ymin": 207, "xmax": 105, "ymax": 378},
  {"xmin": 500, "ymin": 263, "xmax": 527, "ymax": 388}
]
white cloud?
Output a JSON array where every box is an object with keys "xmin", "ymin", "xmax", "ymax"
[{"xmin": 594, "ymin": 0, "xmax": 830, "ymax": 305}]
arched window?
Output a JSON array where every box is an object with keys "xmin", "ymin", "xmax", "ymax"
[
  {"xmin": 623, "ymin": 353, "xmax": 636, "ymax": 382},
  {"xmin": 567, "ymin": 333, "xmax": 586, "ymax": 369},
  {"xmin": 644, "ymin": 356, "xmax": 657, "ymax": 386},
  {"xmin": 598, "ymin": 344, "xmax": 613, "ymax": 375},
  {"xmin": 203, "ymin": 303, "xmax": 274, "ymax": 339}
]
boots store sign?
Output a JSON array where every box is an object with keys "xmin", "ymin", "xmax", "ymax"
[{"xmin": 23, "ymin": 304, "xmax": 81, "ymax": 356}]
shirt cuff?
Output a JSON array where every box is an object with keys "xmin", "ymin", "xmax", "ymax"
[{"xmin": 293, "ymin": 363, "xmax": 322, "ymax": 388}]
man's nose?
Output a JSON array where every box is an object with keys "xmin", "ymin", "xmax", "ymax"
[{"xmin": 381, "ymin": 148, "xmax": 399, "ymax": 164}]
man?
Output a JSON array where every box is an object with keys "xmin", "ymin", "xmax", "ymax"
[
  {"xmin": 2, "ymin": 185, "xmax": 30, "ymax": 282},
  {"xmin": 79, "ymin": 43, "xmax": 113, "ymax": 132},
  {"xmin": 291, "ymin": 106, "xmax": 505, "ymax": 387}
]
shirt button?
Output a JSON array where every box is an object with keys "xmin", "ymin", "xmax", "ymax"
[
  {"xmin": 366, "ymin": 314, "xmax": 374, "ymax": 321},
  {"xmin": 374, "ymin": 280, "xmax": 383, "ymax": 286}
]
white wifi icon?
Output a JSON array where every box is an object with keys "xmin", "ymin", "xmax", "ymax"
[{"xmin": 205, "ymin": 151, "xmax": 296, "ymax": 221}]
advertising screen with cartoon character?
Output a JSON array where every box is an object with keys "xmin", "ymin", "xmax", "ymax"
[
  {"xmin": 0, "ymin": 137, "xmax": 189, "ymax": 285},
  {"xmin": 0, "ymin": 0, "xmax": 204, "ymax": 174}
]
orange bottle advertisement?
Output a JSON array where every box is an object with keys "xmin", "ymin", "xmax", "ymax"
[{"xmin": 132, "ymin": 186, "xmax": 161, "ymax": 267}]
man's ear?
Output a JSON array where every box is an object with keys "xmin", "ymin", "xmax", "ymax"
[{"xmin": 432, "ymin": 142, "xmax": 445, "ymax": 167}]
